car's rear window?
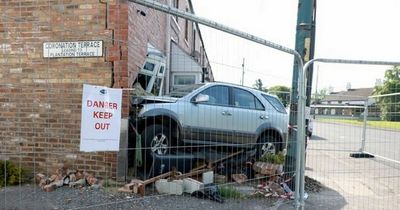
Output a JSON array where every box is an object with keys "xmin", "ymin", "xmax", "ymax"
[{"xmin": 262, "ymin": 94, "xmax": 287, "ymax": 113}]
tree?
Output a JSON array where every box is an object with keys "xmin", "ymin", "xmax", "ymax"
[
  {"xmin": 253, "ymin": 79, "xmax": 265, "ymax": 91},
  {"xmin": 374, "ymin": 66, "xmax": 400, "ymax": 121},
  {"xmin": 268, "ymin": 85, "xmax": 290, "ymax": 107},
  {"xmin": 312, "ymin": 88, "xmax": 328, "ymax": 104}
]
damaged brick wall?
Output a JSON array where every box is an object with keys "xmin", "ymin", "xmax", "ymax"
[
  {"xmin": 127, "ymin": 0, "xmax": 214, "ymax": 89},
  {"xmin": 0, "ymin": 0, "xmax": 128, "ymax": 178},
  {"xmin": 106, "ymin": 0, "xmax": 129, "ymax": 116},
  {"xmin": 128, "ymin": 0, "xmax": 168, "ymax": 87}
]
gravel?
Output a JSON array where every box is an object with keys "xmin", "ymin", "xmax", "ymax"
[
  {"xmin": 0, "ymin": 185, "xmax": 279, "ymax": 210},
  {"xmin": 0, "ymin": 176, "xmax": 324, "ymax": 210},
  {"xmin": 305, "ymin": 176, "xmax": 324, "ymax": 193}
]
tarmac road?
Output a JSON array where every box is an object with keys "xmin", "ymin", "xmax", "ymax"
[{"xmin": 305, "ymin": 121, "xmax": 400, "ymax": 210}]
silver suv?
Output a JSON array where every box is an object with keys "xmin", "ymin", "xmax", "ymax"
[{"xmin": 130, "ymin": 82, "xmax": 288, "ymax": 161}]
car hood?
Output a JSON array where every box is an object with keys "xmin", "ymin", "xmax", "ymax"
[{"xmin": 131, "ymin": 96, "xmax": 179, "ymax": 105}]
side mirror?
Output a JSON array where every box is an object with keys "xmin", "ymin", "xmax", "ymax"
[{"xmin": 193, "ymin": 94, "xmax": 209, "ymax": 103}]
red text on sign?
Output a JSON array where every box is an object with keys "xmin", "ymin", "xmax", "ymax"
[
  {"xmin": 95, "ymin": 122, "xmax": 110, "ymax": 130},
  {"xmin": 93, "ymin": 111, "xmax": 113, "ymax": 119},
  {"xmin": 87, "ymin": 100, "xmax": 118, "ymax": 110}
]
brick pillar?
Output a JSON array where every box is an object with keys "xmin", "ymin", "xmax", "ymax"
[
  {"xmin": 103, "ymin": 0, "xmax": 129, "ymax": 180},
  {"xmin": 105, "ymin": 0, "xmax": 129, "ymax": 117}
]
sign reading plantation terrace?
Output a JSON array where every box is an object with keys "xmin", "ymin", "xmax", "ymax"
[
  {"xmin": 80, "ymin": 84, "xmax": 122, "ymax": 152},
  {"xmin": 43, "ymin": 40, "xmax": 103, "ymax": 58}
]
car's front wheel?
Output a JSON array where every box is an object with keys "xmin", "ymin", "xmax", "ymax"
[{"xmin": 142, "ymin": 124, "xmax": 172, "ymax": 157}]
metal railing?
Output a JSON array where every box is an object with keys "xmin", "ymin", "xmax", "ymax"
[{"xmin": 300, "ymin": 59, "xmax": 400, "ymax": 209}]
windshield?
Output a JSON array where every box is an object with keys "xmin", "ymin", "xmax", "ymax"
[{"xmin": 168, "ymin": 84, "xmax": 205, "ymax": 98}]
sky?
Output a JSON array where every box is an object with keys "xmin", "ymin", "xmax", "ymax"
[{"xmin": 191, "ymin": 0, "xmax": 400, "ymax": 92}]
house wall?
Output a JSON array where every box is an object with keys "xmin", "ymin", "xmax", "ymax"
[
  {"xmin": 170, "ymin": 41, "xmax": 202, "ymax": 87},
  {"xmin": 0, "ymin": 0, "xmax": 129, "ymax": 178}
]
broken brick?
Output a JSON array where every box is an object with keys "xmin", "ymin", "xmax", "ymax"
[
  {"xmin": 253, "ymin": 162, "xmax": 281, "ymax": 176},
  {"xmin": 43, "ymin": 183, "xmax": 57, "ymax": 192},
  {"xmin": 232, "ymin": 174, "xmax": 247, "ymax": 184},
  {"xmin": 69, "ymin": 178, "xmax": 87, "ymax": 188}
]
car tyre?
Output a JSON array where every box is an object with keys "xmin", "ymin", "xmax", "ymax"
[
  {"xmin": 256, "ymin": 133, "xmax": 281, "ymax": 159},
  {"xmin": 142, "ymin": 124, "xmax": 173, "ymax": 158}
]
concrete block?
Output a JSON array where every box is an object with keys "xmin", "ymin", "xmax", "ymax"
[
  {"xmin": 155, "ymin": 179, "xmax": 183, "ymax": 195},
  {"xmin": 183, "ymin": 178, "xmax": 203, "ymax": 194},
  {"xmin": 202, "ymin": 171, "xmax": 214, "ymax": 184}
]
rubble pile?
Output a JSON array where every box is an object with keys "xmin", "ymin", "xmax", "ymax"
[
  {"xmin": 117, "ymin": 151, "xmax": 297, "ymax": 202},
  {"xmin": 253, "ymin": 181, "xmax": 293, "ymax": 199},
  {"xmin": 248, "ymin": 160, "xmax": 293, "ymax": 199},
  {"xmin": 117, "ymin": 151, "xmax": 246, "ymax": 202},
  {"xmin": 34, "ymin": 151, "xmax": 310, "ymax": 203},
  {"xmin": 36, "ymin": 166, "xmax": 101, "ymax": 192}
]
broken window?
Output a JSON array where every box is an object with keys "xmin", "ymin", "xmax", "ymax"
[
  {"xmin": 143, "ymin": 62, "xmax": 155, "ymax": 71},
  {"xmin": 134, "ymin": 44, "xmax": 166, "ymax": 96}
]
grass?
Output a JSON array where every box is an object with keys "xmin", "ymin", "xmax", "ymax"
[
  {"xmin": 259, "ymin": 151, "xmax": 285, "ymax": 164},
  {"xmin": 218, "ymin": 186, "xmax": 243, "ymax": 199},
  {"xmin": 317, "ymin": 118, "xmax": 400, "ymax": 130}
]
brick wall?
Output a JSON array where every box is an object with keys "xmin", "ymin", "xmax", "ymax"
[{"xmin": 0, "ymin": 0, "xmax": 128, "ymax": 178}]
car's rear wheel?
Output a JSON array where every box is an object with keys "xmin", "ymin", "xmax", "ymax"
[{"xmin": 256, "ymin": 133, "xmax": 281, "ymax": 159}]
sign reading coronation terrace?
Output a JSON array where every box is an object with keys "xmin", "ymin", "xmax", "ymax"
[{"xmin": 43, "ymin": 40, "xmax": 103, "ymax": 58}]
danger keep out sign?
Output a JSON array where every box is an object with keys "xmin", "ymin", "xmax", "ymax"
[{"xmin": 80, "ymin": 84, "xmax": 122, "ymax": 152}]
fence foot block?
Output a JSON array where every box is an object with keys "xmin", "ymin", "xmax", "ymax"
[{"xmin": 349, "ymin": 152, "xmax": 375, "ymax": 158}]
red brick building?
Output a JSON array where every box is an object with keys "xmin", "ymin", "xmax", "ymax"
[{"xmin": 0, "ymin": 0, "xmax": 212, "ymax": 179}]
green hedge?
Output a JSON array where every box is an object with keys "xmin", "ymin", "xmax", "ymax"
[{"xmin": 0, "ymin": 160, "xmax": 30, "ymax": 187}]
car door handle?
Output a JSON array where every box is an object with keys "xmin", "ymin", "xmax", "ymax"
[
  {"xmin": 222, "ymin": 111, "xmax": 232, "ymax": 116},
  {"xmin": 259, "ymin": 115, "xmax": 269, "ymax": 120}
]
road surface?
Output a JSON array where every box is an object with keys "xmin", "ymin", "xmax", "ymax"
[{"xmin": 306, "ymin": 121, "xmax": 400, "ymax": 210}]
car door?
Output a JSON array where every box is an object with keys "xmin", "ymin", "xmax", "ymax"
[
  {"xmin": 181, "ymin": 85, "xmax": 234, "ymax": 143},
  {"xmin": 231, "ymin": 87, "xmax": 267, "ymax": 144}
]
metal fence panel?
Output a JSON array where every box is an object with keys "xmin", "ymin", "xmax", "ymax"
[
  {"xmin": 1, "ymin": 1, "xmax": 301, "ymax": 209},
  {"xmin": 304, "ymin": 60, "xmax": 400, "ymax": 210}
]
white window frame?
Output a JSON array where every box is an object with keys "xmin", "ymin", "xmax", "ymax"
[{"xmin": 138, "ymin": 53, "xmax": 166, "ymax": 96}]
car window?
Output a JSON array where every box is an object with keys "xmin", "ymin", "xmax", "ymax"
[
  {"xmin": 198, "ymin": 85, "xmax": 229, "ymax": 106},
  {"xmin": 255, "ymin": 98, "xmax": 264, "ymax": 110},
  {"xmin": 262, "ymin": 94, "xmax": 287, "ymax": 113},
  {"xmin": 233, "ymin": 88, "xmax": 264, "ymax": 110}
]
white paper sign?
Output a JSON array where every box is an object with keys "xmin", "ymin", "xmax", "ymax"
[
  {"xmin": 43, "ymin": 41, "xmax": 103, "ymax": 58},
  {"xmin": 80, "ymin": 84, "xmax": 122, "ymax": 152}
]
